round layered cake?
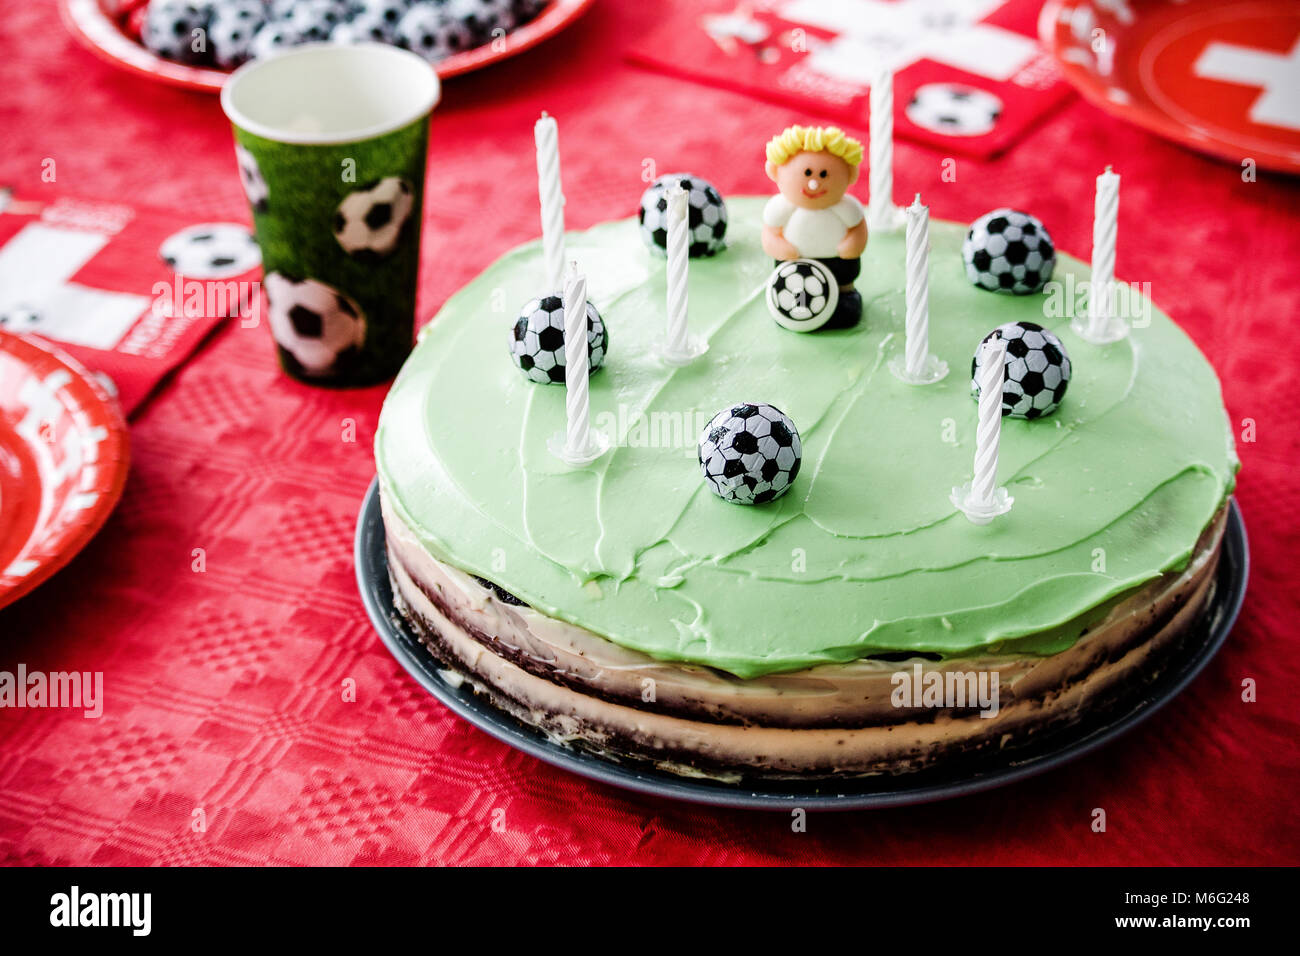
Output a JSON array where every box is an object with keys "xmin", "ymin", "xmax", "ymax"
[{"xmin": 375, "ymin": 197, "xmax": 1238, "ymax": 779}]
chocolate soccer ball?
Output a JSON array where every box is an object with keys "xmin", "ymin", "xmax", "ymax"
[
  {"xmin": 141, "ymin": 0, "xmax": 213, "ymax": 65},
  {"xmin": 962, "ymin": 208, "xmax": 1056, "ymax": 295},
  {"xmin": 509, "ymin": 295, "xmax": 608, "ymax": 385},
  {"xmin": 209, "ymin": 1, "xmax": 267, "ymax": 69},
  {"xmin": 972, "ymin": 321, "xmax": 1072, "ymax": 419},
  {"xmin": 397, "ymin": 3, "xmax": 475, "ymax": 62},
  {"xmin": 698, "ymin": 403, "xmax": 802, "ymax": 505},
  {"xmin": 638, "ymin": 174, "xmax": 728, "ymax": 258}
]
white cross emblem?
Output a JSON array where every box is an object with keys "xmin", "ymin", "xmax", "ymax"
[
  {"xmin": 0, "ymin": 222, "xmax": 150, "ymax": 349},
  {"xmin": 780, "ymin": 0, "xmax": 1038, "ymax": 84},
  {"xmin": 1194, "ymin": 38, "xmax": 1300, "ymax": 131}
]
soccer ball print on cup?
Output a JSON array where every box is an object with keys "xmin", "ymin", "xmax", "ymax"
[{"xmin": 221, "ymin": 44, "xmax": 439, "ymax": 386}]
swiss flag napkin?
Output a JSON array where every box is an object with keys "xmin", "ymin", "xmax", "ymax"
[
  {"xmin": 0, "ymin": 190, "xmax": 255, "ymax": 416},
  {"xmin": 627, "ymin": 0, "xmax": 1076, "ymax": 159}
]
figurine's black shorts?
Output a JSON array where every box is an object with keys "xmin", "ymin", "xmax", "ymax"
[{"xmin": 774, "ymin": 256, "xmax": 861, "ymax": 286}]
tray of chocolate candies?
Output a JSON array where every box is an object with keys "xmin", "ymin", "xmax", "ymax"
[{"xmin": 60, "ymin": 0, "xmax": 594, "ymax": 92}]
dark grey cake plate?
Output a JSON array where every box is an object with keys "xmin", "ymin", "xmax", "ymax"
[{"xmin": 356, "ymin": 478, "xmax": 1248, "ymax": 811}]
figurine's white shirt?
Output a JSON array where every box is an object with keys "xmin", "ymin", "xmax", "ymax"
[{"xmin": 763, "ymin": 194, "xmax": 864, "ymax": 258}]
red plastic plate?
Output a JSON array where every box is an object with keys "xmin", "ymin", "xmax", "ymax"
[
  {"xmin": 59, "ymin": 0, "xmax": 595, "ymax": 93},
  {"xmin": 1040, "ymin": 0, "xmax": 1300, "ymax": 173},
  {"xmin": 0, "ymin": 332, "xmax": 130, "ymax": 610}
]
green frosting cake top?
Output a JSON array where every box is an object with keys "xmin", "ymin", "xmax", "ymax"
[{"xmin": 376, "ymin": 198, "xmax": 1237, "ymax": 678}]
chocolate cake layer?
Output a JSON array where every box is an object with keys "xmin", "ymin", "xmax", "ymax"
[{"xmin": 382, "ymin": 494, "xmax": 1224, "ymax": 777}]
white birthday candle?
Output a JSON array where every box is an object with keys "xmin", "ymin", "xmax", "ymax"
[
  {"xmin": 562, "ymin": 262, "xmax": 591, "ymax": 458},
  {"xmin": 868, "ymin": 68, "xmax": 896, "ymax": 230},
  {"xmin": 665, "ymin": 184, "xmax": 690, "ymax": 354},
  {"xmin": 535, "ymin": 112, "xmax": 566, "ymax": 293},
  {"xmin": 1088, "ymin": 166, "xmax": 1119, "ymax": 337},
  {"xmin": 904, "ymin": 194, "xmax": 930, "ymax": 377},
  {"xmin": 972, "ymin": 340, "xmax": 1007, "ymax": 507}
]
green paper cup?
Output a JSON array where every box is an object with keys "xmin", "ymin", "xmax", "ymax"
[{"xmin": 221, "ymin": 43, "xmax": 440, "ymax": 386}]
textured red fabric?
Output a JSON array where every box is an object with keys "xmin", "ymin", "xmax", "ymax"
[{"xmin": 1, "ymin": 0, "xmax": 1298, "ymax": 866}]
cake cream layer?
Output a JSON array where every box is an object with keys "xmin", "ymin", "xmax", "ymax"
[
  {"xmin": 383, "ymin": 492, "xmax": 1224, "ymax": 730},
  {"xmin": 384, "ymin": 509, "xmax": 1222, "ymax": 775},
  {"xmin": 376, "ymin": 198, "xmax": 1237, "ymax": 679}
]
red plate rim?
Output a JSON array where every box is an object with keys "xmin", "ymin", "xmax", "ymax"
[
  {"xmin": 0, "ymin": 332, "xmax": 130, "ymax": 611},
  {"xmin": 1038, "ymin": 0, "xmax": 1300, "ymax": 174},
  {"xmin": 58, "ymin": 0, "xmax": 596, "ymax": 93}
]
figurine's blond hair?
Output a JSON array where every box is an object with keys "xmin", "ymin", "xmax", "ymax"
[{"xmin": 765, "ymin": 125, "xmax": 863, "ymax": 169}]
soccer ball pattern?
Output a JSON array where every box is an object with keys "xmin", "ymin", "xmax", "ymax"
[
  {"xmin": 139, "ymin": 0, "xmax": 545, "ymax": 68},
  {"xmin": 0, "ymin": 306, "xmax": 42, "ymax": 333},
  {"xmin": 264, "ymin": 273, "xmax": 367, "ymax": 377},
  {"xmin": 906, "ymin": 83, "xmax": 1002, "ymax": 137},
  {"xmin": 333, "ymin": 178, "xmax": 415, "ymax": 260},
  {"xmin": 765, "ymin": 259, "xmax": 838, "ymax": 332},
  {"xmin": 638, "ymin": 174, "xmax": 728, "ymax": 258},
  {"xmin": 249, "ymin": 20, "xmax": 300, "ymax": 60},
  {"xmin": 509, "ymin": 295, "xmax": 608, "ymax": 385},
  {"xmin": 141, "ymin": 0, "xmax": 210, "ymax": 65},
  {"xmin": 209, "ymin": 1, "xmax": 267, "ymax": 68},
  {"xmin": 286, "ymin": 0, "xmax": 351, "ymax": 42},
  {"xmin": 331, "ymin": 11, "xmax": 397, "ymax": 44},
  {"xmin": 159, "ymin": 223, "xmax": 262, "ymax": 279},
  {"xmin": 962, "ymin": 208, "xmax": 1056, "ymax": 295},
  {"xmin": 698, "ymin": 403, "xmax": 802, "ymax": 505},
  {"xmin": 397, "ymin": 4, "xmax": 476, "ymax": 62},
  {"xmin": 235, "ymin": 144, "xmax": 268, "ymax": 213},
  {"xmin": 971, "ymin": 321, "xmax": 1072, "ymax": 420}
]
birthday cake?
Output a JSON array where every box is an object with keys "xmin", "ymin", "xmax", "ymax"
[{"xmin": 375, "ymin": 128, "xmax": 1237, "ymax": 779}]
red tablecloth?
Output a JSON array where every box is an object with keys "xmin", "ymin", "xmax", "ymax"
[{"xmin": 2, "ymin": 0, "xmax": 1298, "ymax": 866}]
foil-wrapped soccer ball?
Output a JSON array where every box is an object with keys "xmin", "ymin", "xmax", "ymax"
[
  {"xmin": 906, "ymin": 83, "xmax": 1002, "ymax": 137},
  {"xmin": 398, "ymin": 3, "xmax": 476, "ymax": 62},
  {"xmin": 209, "ymin": 2, "xmax": 267, "ymax": 69},
  {"xmin": 510, "ymin": 295, "xmax": 608, "ymax": 385},
  {"xmin": 766, "ymin": 259, "xmax": 838, "ymax": 332},
  {"xmin": 141, "ymin": 0, "xmax": 213, "ymax": 65},
  {"xmin": 638, "ymin": 174, "xmax": 728, "ymax": 258},
  {"xmin": 962, "ymin": 208, "xmax": 1056, "ymax": 295},
  {"xmin": 698, "ymin": 403, "xmax": 802, "ymax": 505},
  {"xmin": 333, "ymin": 177, "xmax": 414, "ymax": 260},
  {"xmin": 972, "ymin": 321, "xmax": 1072, "ymax": 419}
]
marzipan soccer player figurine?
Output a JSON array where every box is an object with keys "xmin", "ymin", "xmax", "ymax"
[{"xmin": 761, "ymin": 126, "xmax": 867, "ymax": 329}]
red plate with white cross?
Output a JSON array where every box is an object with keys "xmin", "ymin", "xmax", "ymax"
[
  {"xmin": 0, "ymin": 332, "xmax": 130, "ymax": 610},
  {"xmin": 1041, "ymin": 0, "xmax": 1300, "ymax": 173}
]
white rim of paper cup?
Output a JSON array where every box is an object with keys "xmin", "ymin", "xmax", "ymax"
[{"xmin": 220, "ymin": 43, "xmax": 440, "ymax": 146}]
